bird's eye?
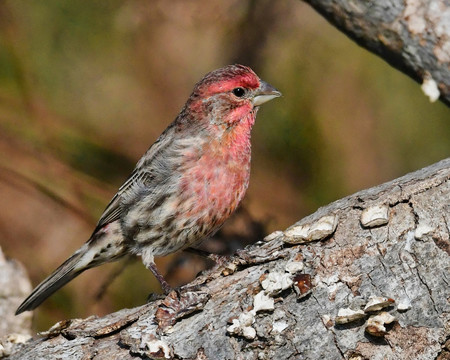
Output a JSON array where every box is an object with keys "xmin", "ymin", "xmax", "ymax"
[{"xmin": 232, "ymin": 87, "xmax": 246, "ymax": 97}]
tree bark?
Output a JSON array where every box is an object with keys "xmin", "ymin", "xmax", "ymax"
[
  {"xmin": 0, "ymin": 248, "xmax": 32, "ymax": 339},
  {"xmin": 2, "ymin": 158, "xmax": 449, "ymax": 359},
  {"xmin": 301, "ymin": 0, "xmax": 450, "ymax": 106}
]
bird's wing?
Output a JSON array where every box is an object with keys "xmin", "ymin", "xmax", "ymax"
[
  {"xmin": 94, "ymin": 168, "xmax": 154, "ymax": 230},
  {"xmin": 93, "ymin": 123, "xmax": 177, "ymax": 232}
]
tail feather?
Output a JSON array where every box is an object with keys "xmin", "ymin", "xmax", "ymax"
[
  {"xmin": 16, "ymin": 222, "xmax": 128, "ymax": 315},
  {"xmin": 15, "ymin": 248, "xmax": 88, "ymax": 315}
]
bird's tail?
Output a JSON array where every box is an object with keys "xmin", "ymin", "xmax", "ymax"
[{"xmin": 16, "ymin": 226, "xmax": 127, "ymax": 315}]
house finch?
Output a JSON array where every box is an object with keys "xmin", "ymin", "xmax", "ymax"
[{"xmin": 16, "ymin": 64, "xmax": 281, "ymax": 315}]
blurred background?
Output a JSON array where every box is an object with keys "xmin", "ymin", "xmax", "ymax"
[{"xmin": 0, "ymin": 0, "xmax": 448, "ymax": 329}]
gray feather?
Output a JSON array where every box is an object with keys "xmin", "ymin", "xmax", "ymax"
[
  {"xmin": 15, "ymin": 249, "xmax": 86, "ymax": 315},
  {"xmin": 16, "ymin": 223, "xmax": 127, "ymax": 315}
]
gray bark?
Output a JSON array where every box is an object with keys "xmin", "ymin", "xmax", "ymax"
[
  {"xmin": 301, "ymin": 0, "xmax": 450, "ymax": 106},
  {"xmin": 2, "ymin": 159, "xmax": 449, "ymax": 359},
  {"xmin": 0, "ymin": 247, "xmax": 32, "ymax": 338}
]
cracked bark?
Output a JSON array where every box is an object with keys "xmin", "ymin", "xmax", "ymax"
[
  {"xmin": 2, "ymin": 159, "xmax": 449, "ymax": 359},
  {"xmin": 300, "ymin": 0, "xmax": 450, "ymax": 106}
]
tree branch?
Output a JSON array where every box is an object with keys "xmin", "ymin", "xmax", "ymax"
[
  {"xmin": 3, "ymin": 158, "xmax": 449, "ymax": 359},
  {"xmin": 302, "ymin": 0, "xmax": 450, "ymax": 106}
]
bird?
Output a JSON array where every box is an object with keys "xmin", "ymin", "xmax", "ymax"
[{"xmin": 15, "ymin": 64, "xmax": 281, "ymax": 315}]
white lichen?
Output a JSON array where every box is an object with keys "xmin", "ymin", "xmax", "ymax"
[
  {"xmin": 360, "ymin": 204, "xmax": 389, "ymax": 227},
  {"xmin": 242, "ymin": 326, "xmax": 257, "ymax": 340},
  {"xmin": 253, "ymin": 291, "xmax": 275, "ymax": 313},
  {"xmin": 264, "ymin": 230, "xmax": 283, "ymax": 242},
  {"xmin": 414, "ymin": 223, "xmax": 434, "ymax": 240},
  {"xmin": 335, "ymin": 308, "xmax": 366, "ymax": 324},
  {"xmin": 364, "ymin": 296, "xmax": 395, "ymax": 312},
  {"xmin": 325, "ymin": 273, "xmax": 340, "ymax": 285},
  {"xmin": 397, "ymin": 297, "xmax": 412, "ymax": 311},
  {"xmin": 261, "ymin": 271, "xmax": 293, "ymax": 295},
  {"xmin": 283, "ymin": 224, "xmax": 309, "ymax": 242},
  {"xmin": 272, "ymin": 320, "xmax": 289, "ymax": 333},
  {"xmin": 227, "ymin": 311, "xmax": 256, "ymax": 340},
  {"xmin": 228, "ymin": 273, "xmax": 289, "ymax": 341},
  {"xmin": 284, "ymin": 214, "xmax": 338, "ymax": 244},
  {"xmin": 308, "ymin": 215, "xmax": 339, "ymax": 241},
  {"xmin": 145, "ymin": 339, "xmax": 172, "ymax": 359},
  {"xmin": 421, "ymin": 72, "xmax": 440, "ymax": 102},
  {"xmin": 272, "ymin": 309, "xmax": 288, "ymax": 333},
  {"xmin": 365, "ymin": 312, "xmax": 396, "ymax": 337},
  {"xmin": 285, "ymin": 259, "xmax": 304, "ymax": 274}
]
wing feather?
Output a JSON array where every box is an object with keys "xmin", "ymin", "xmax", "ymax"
[
  {"xmin": 95, "ymin": 169, "xmax": 154, "ymax": 230},
  {"xmin": 93, "ymin": 123, "xmax": 177, "ymax": 231}
]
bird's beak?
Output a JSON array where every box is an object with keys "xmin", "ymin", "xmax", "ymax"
[{"xmin": 252, "ymin": 80, "xmax": 282, "ymax": 106}]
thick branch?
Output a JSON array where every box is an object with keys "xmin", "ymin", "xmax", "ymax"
[
  {"xmin": 3, "ymin": 158, "xmax": 449, "ymax": 359},
  {"xmin": 302, "ymin": 0, "xmax": 450, "ymax": 106}
]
